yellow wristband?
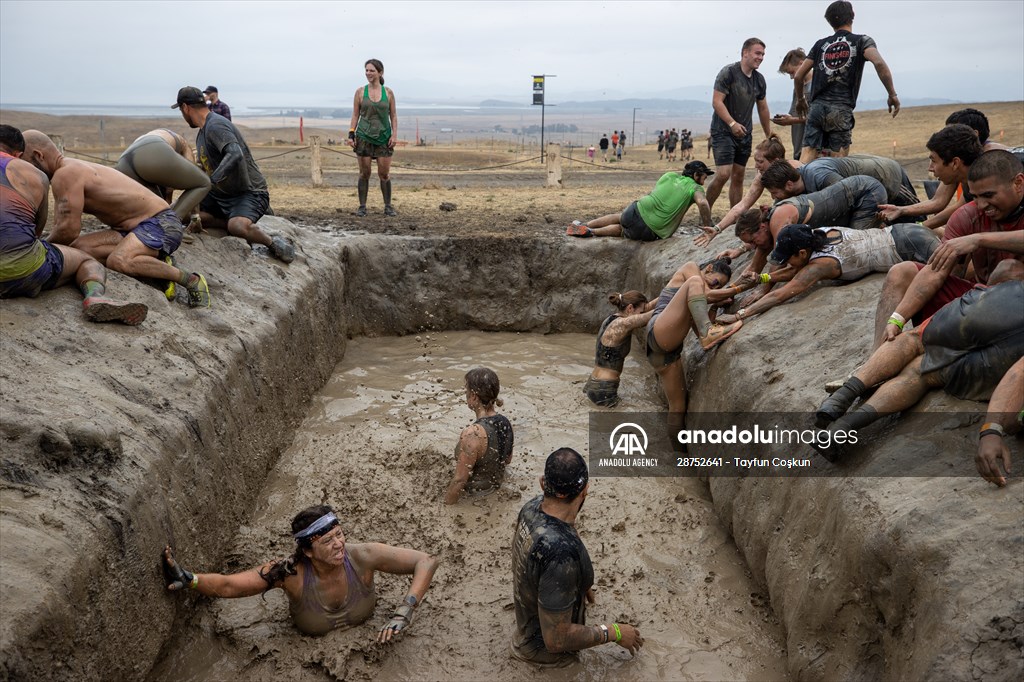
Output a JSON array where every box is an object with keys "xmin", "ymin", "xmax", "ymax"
[
  {"xmin": 759, "ymin": 273, "xmax": 771, "ymax": 284},
  {"xmin": 613, "ymin": 623, "xmax": 622, "ymax": 642}
]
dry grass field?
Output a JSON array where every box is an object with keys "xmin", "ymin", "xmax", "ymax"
[{"xmin": 2, "ymin": 101, "xmax": 1021, "ymax": 237}]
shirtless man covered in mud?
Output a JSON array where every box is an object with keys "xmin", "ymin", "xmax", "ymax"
[
  {"xmin": 116, "ymin": 129, "xmax": 210, "ymax": 226},
  {"xmin": 21, "ymin": 130, "xmax": 210, "ymax": 308},
  {"xmin": 0, "ymin": 125, "xmax": 147, "ymax": 323}
]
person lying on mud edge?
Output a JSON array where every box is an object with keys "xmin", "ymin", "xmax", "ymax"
[
  {"xmin": 162, "ymin": 504, "xmax": 439, "ymax": 642},
  {"xmin": 567, "ymin": 161, "xmax": 714, "ymax": 241}
]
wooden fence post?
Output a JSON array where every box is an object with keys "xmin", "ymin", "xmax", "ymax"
[
  {"xmin": 546, "ymin": 143, "xmax": 562, "ymax": 187},
  {"xmin": 310, "ymin": 136, "xmax": 323, "ymax": 187}
]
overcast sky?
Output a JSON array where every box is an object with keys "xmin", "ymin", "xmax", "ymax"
[{"xmin": 2, "ymin": 0, "xmax": 1022, "ymax": 108}]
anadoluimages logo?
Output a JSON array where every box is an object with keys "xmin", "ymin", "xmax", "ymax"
[{"xmin": 609, "ymin": 423, "xmax": 648, "ymax": 456}]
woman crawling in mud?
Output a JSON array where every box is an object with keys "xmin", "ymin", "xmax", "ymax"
[
  {"xmin": 713, "ymin": 222, "xmax": 939, "ymax": 325},
  {"xmin": 162, "ymin": 505, "xmax": 439, "ymax": 641},
  {"xmin": 444, "ymin": 367, "xmax": 514, "ymax": 504},
  {"xmin": 645, "ymin": 258, "xmax": 743, "ymax": 434},
  {"xmin": 583, "ymin": 291, "xmax": 656, "ymax": 407}
]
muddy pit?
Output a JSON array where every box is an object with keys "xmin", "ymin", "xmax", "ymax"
[{"xmin": 1, "ymin": 217, "xmax": 1021, "ymax": 682}]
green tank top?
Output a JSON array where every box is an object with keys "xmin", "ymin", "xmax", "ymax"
[{"xmin": 355, "ymin": 86, "xmax": 392, "ymax": 146}]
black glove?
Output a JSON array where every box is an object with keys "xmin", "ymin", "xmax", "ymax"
[{"xmin": 162, "ymin": 546, "xmax": 196, "ymax": 591}]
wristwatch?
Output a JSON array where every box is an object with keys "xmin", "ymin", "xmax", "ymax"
[{"xmin": 404, "ymin": 595, "xmax": 418, "ymax": 608}]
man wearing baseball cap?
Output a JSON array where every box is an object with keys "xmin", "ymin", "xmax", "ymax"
[
  {"xmin": 202, "ymin": 86, "xmax": 231, "ymax": 121},
  {"xmin": 173, "ymin": 86, "xmax": 294, "ymax": 263},
  {"xmin": 567, "ymin": 160, "xmax": 715, "ymax": 241},
  {"xmin": 511, "ymin": 448, "xmax": 644, "ymax": 665}
]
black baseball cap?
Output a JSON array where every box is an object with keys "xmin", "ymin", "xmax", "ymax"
[
  {"xmin": 172, "ymin": 87, "xmax": 206, "ymax": 109},
  {"xmin": 683, "ymin": 160, "xmax": 715, "ymax": 176},
  {"xmin": 543, "ymin": 448, "xmax": 589, "ymax": 499},
  {"xmin": 770, "ymin": 224, "xmax": 815, "ymax": 263},
  {"xmin": 202, "ymin": 85, "xmax": 218, "ymax": 94}
]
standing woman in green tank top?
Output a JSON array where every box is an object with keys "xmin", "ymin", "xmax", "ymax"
[{"xmin": 346, "ymin": 58, "xmax": 398, "ymax": 216}]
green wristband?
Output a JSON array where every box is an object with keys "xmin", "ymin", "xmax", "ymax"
[
  {"xmin": 613, "ymin": 623, "xmax": 622, "ymax": 642},
  {"xmin": 759, "ymin": 273, "xmax": 771, "ymax": 284},
  {"xmin": 887, "ymin": 317, "xmax": 905, "ymax": 330}
]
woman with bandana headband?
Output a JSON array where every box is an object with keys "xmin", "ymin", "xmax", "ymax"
[{"xmin": 162, "ymin": 504, "xmax": 438, "ymax": 641}]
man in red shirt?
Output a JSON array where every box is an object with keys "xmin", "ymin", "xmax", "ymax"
[{"xmin": 872, "ymin": 150, "xmax": 1024, "ymax": 348}]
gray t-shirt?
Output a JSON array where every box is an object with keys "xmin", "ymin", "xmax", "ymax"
[
  {"xmin": 511, "ymin": 495, "xmax": 594, "ymax": 664},
  {"xmin": 800, "ymin": 155, "xmax": 911, "ymax": 204},
  {"xmin": 196, "ymin": 112, "xmax": 267, "ymax": 197},
  {"xmin": 710, "ymin": 62, "xmax": 766, "ymax": 136}
]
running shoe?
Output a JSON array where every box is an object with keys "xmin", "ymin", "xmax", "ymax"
[
  {"xmin": 566, "ymin": 222, "xmax": 593, "ymax": 238},
  {"xmin": 185, "ymin": 273, "xmax": 211, "ymax": 309},
  {"xmin": 269, "ymin": 236, "xmax": 296, "ymax": 264},
  {"xmin": 699, "ymin": 320, "xmax": 743, "ymax": 350},
  {"xmin": 163, "ymin": 255, "xmax": 176, "ymax": 301},
  {"xmin": 83, "ymin": 297, "xmax": 149, "ymax": 325},
  {"xmin": 384, "ymin": 205, "xmax": 397, "ymax": 217},
  {"xmin": 354, "ymin": 206, "xmax": 367, "ymax": 217}
]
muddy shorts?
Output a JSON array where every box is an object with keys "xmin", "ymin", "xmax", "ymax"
[
  {"xmin": 354, "ymin": 137, "xmax": 394, "ymax": 159},
  {"xmin": 710, "ymin": 129, "xmax": 752, "ymax": 167},
  {"xmin": 583, "ymin": 377, "xmax": 621, "ymax": 407},
  {"xmin": 921, "ymin": 281, "xmax": 1024, "ymax": 400},
  {"xmin": 645, "ymin": 286, "xmax": 684, "ymax": 370},
  {"xmin": 126, "ymin": 208, "xmax": 184, "ymax": 257},
  {"xmin": 0, "ymin": 240, "xmax": 64, "ymax": 298},
  {"xmin": 201, "ymin": 190, "xmax": 270, "ymax": 224},
  {"xmin": 803, "ymin": 101, "xmax": 854, "ymax": 153},
  {"xmin": 890, "ymin": 223, "xmax": 940, "ymax": 265},
  {"xmin": 620, "ymin": 201, "xmax": 659, "ymax": 241}
]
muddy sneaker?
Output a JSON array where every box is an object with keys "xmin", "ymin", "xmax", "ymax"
[
  {"xmin": 163, "ymin": 255, "xmax": 176, "ymax": 301},
  {"xmin": 354, "ymin": 206, "xmax": 367, "ymax": 217},
  {"xmin": 83, "ymin": 297, "xmax": 148, "ymax": 325},
  {"xmin": 185, "ymin": 273, "xmax": 211, "ymax": 309},
  {"xmin": 566, "ymin": 223, "xmax": 593, "ymax": 237},
  {"xmin": 699, "ymin": 319, "xmax": 743, "ymax": 350},
  {"xmin": 384, "ymin": 205, "xmax": 397, "ymax": 217},
  {"xmin": 269, "ymin": 236, "xmax": 295, "ymax": 263}
]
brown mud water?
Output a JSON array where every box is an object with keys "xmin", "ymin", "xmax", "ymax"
[{"xmin": 1, "ymin": 217, "xmax": 1021, "ymax": 681}]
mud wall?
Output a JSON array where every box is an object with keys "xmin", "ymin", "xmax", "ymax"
[{"xmin": 1, "ymin": 222, "xmax": 1020, "ymax": 681}]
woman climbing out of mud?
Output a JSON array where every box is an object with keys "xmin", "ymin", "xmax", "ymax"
[
  {"xmin": 646, "ymin": 258, "xmax": 743, "ymax": 437},
  {"xmin": 583, "ymin": 291, "xmax": 657, "ymax": 407},
  {"xmin": 444, "ymin": 367, "xmax": 514, "ymax": 504},
  {"xmin": 162, "ymin": 504, "xmax": 438, "ymax": 641}
]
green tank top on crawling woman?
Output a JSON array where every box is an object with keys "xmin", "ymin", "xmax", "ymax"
[{"xmin": 355, "ymin": 85, "xmax": 392, "ymax": 146}]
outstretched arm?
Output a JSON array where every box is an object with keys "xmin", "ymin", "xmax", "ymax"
[
  {"xmin": 879, "ymin": 182, "xmax": 955, "ymax": 223},
  {"xmin": 358, "ymin": 542, "xmax": 439, "ymax": 643},
  {"xmin": 601, "ymin": 310, "xmax": 656, "ymax": 346},
  {"xmin": 720, "ymin": 259, "xmax": 839, "ymax": 322},
  {"xmin": 977, "ymin": 357, "xmax": 1024, "ymax": 487},
  {"xmin": 864, "ymin": 47, "xmax": 899, "ymax": 117},
  {"xmin": 162, "ymin": 545, "xmax": 281, "ymax": 597}
]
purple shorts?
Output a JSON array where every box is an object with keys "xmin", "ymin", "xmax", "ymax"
[
  {"xmin": 125, "ymin": 208, "xmax": 183, "ymax": 257},
  {"xmin": 0, "ymin": 240, "xmax": 64, "ymax": 298}
]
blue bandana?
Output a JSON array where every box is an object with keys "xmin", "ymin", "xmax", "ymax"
[{"xmin": 293, "ymin": 512, "xmax": 339, "ymax": 540}]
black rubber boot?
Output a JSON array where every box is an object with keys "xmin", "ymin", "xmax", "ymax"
[
  {"xmin": 813, "ymin": 406, "xmax": 879, "ymax": 463},
  {"xmin": 356, "ymin": 177, "xmax": 369, "ymax": 215},
  {"xmin": 815, "ymin": 377, "xmax": 866, "ymax": 428}
]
